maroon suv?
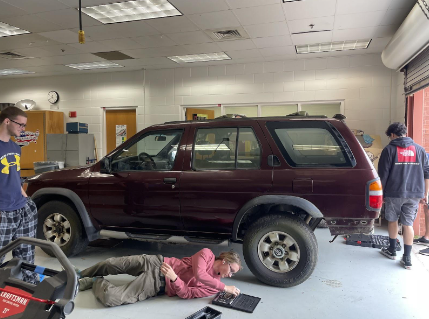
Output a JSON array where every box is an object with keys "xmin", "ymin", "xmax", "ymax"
[{"xmin": 25, "ymin": 114, "xmax": 382, "ymax": 288}]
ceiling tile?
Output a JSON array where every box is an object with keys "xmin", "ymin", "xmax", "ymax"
[
  {"xmin": 123, "ymin": 46, "xmax": 189, "ymax": 58},
  {"xmin": 2, "ymin": 0, "xmax": 69, "ymax": 14},
  {"xmin": 75, "ymin": 25, "xmax": 123, "ymax": 41},
  {"xmin": 380, "ymin": 8, "xmax": 411, "ymax": 26},
  {"xmin": 373, "ymin": 25, "xmax": 400, "ymax": 38},
  {"xmin": 170, "ymin": 0, "xmax": 230, "ymax": 14},
  {"xmin": 332, "ymin": 27, "xmax": 375, "ymax": 41},
  {"xmin": 39, "ymin": 30, "xmax": 90, "ymax": 44},
  {"xmin": 180, "ymin": 43, "xmax": 222, "ymax": 54},
  {"xmin": 288, "ymin": 17, "xmax": 335, "ymax": 34},
  {"xmin": 216, "ymin": 39, "xmax": 256, "ymax": 51},
  {"xmin": 146, "ymin": 16, "xmax": 199, "ymax": 34},
  {"xmin": 282, "ymin": 0, "xmax": 337, "ymax": 21},
  {"xmin": 187, "ymin": 11, "xmax": 241, "ymax": 30},
  {"xmin": 336, "ymin": 0, "xmax": 391, "ymax": 15},
  {"xmin": 166, "ymin": 31, "xmax": 212, "ymax": 45},
  {"xmin": 38, "ymin": 53, "xmax": 104, "ymax": 66},
  {"xmin": 0, "ymin": 1, "xmax": 27, "ymax": 17},
  {"xmin": 100, "ymin": 21, "xmax": 161, "ymax": 37},
  {"xmin": 225, "ymin": 0, "xmax": 279, "ymax": 9},
  {"xmin": 99, "ymin": 38, "xmax": 144, "ymax": 51},
  {"xmin": 0, "ymin": 34, "xmax": 60, "ymax": 50},
  {"xmin": 68, "ymin": 41, "xmax": 113, "ymax": 53},
  {"xmin": 58, "ymin": 0, "xmax": 132, "ymax": 8},
  {"xmin": 42, "ymin": 44, "xmax": 85, "ymax": 56},
  {"xmin": 259, "ymin": 46, "xmax": 296, "ymax": 57},
  {"xmin": 11, "ymin": 47, "xmax": 55, "ymax": 58},
  {"xmin": 334, "ymin": 11, "xmax": 387, "ymax": 29},
  {"xmin": 225, "ymin": 49, "xmax": 262, "ymax": 59},
  {"xmin": 34, "ymin": 8, "xmax": 102, "ymax": 29},
  {"xmin": 291, "ymin": 31, "xmax": 333, "ymax": 45},
  {"xmin": 252, "ymin": 35, "xmax": 293, "ymax": 48},
  {"xmin": 234, "ymin": 4, "xmax": 285, "ymax": 26},
  {"xmin": 133, "ymin": 35, "xmax": 177, "ymax": 48},
  {"xmin": 244, "ymin": 22, "xmax": 289, "ymax": 38},
  {"xmin": 0, "ymin": 14, "xmax": 64, "ymax": 33},
  {"xmin": 389, "ymin": 0, "xmax": 416, "ymax": 10}
]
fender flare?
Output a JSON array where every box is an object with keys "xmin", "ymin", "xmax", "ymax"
[
  {"xmin": 31, "ymin": 188, "xmax": 100, "ymax": 241},
  {"xmin": 232, "ymin": 195, "xmax": 323, "ymax": 241}
]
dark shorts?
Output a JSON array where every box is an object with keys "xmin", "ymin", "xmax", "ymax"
[{"xmin": 384, "ymin": 197, "xmax": 420, "ymax": 226}]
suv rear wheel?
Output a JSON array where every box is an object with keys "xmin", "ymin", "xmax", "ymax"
[
  {"xmin": 37, "ymin": 200, "xmax": 88, "ymax": 257},
  {"xmin": 243, "ymin": 214, "xmax": 318, "ymax": 288}
]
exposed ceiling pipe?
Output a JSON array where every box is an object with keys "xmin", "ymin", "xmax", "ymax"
[{"xmin": 381, "ymin": 1, "xmax": 429, "ymax": 71}]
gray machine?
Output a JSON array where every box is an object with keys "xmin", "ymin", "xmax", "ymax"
[{"xmin": 47, "ymin": 134, "xmax": 95, "ymax": 167}]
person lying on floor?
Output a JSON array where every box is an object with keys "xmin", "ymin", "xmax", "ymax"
[{"xmin": 76, "ymin": 248, "xmax": 242, "ymax": 307}]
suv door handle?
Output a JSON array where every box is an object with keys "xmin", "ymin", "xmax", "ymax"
[{"xmin": 164, "ymin": 178, "xmax": 177, "ymax": 184}]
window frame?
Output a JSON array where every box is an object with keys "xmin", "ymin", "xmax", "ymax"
[
  {"xmin": 191, "ymin": 126, "xmax": 262, "ymax": 171},
  {"xmin": 266, "ymin": 121, "xmax": 356, "ymax": 168}
]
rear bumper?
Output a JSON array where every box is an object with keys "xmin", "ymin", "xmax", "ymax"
[{"xmin": 325, "ymin": 218, "xmax": 376, "ymax": 236}]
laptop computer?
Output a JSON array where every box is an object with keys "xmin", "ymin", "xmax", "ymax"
[{"xmin": 212, "ymin": 291, "xmax": 261, "ymax": 313}]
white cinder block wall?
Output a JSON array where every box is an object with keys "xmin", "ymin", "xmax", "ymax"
[
  {"xmin": 0, "ymin": 70, "xmax": 145, "ymax": 157},
  {"xmin": 0, "ymin": 53, "xmax": 406, "ymax": 157},
  {"xmin": 147, "ymin": 53, "xmax": 399, "ymax": 147}
]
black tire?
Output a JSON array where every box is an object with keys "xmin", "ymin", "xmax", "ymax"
[
  {"xmin": 243, "ymin": 214, "xmax": 318, "ymax": 288},
  {"xmin": 37, "ymin": 200, "xmax": 88, "ymax": 257}
]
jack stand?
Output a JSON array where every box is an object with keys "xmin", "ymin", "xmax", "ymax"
[{"xmin": 329, "ymin": 235, "xmax": 338, "ymax": 243}]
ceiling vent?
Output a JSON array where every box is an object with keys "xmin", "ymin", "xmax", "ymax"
[
  {"xmin": 0, "ymin": 52, "xmax": 33, "ymax": 60},
  {"xmin": 206, "ymin": 27, "xmax": 249, "ymax": 41}
]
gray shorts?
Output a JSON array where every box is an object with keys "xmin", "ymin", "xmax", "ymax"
[{"xmin": 384, "ymin": 197, "xmax": 420, "ymax": 226}]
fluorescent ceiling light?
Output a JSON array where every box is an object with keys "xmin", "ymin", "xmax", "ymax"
[
  {"xmin": 65, "ymin": 61, "xmax": 124, "ymax": 70},
  {"xmin": 168, "ymin": 52, "xmax": 231, "ymax": 63},
  {"xmin": 81, "ymin": 0, "xmax": 182, "ymax": 24},
  {"xmin": 0, "ymin": 22, "xmax": 30, "ymax": 38},
  {"xmin": 296, "ymin": 39, "xmax": 371, "ymax": 54},
  {"xmin": 0, "ymin": 69, "xmax": 34, "ymax": 76}
]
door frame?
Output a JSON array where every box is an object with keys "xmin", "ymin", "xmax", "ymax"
[{"xmin": 101, "ymin": 106, "xmax": 138, "ymax": 157}]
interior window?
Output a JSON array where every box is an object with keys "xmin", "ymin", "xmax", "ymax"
[{"xmin": 111, "ymin": 130, "xmax": 183, "ymax": 172}]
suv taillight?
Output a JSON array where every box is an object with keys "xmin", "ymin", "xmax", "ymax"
[{"xmin": 366, "ymin": 178, "xmax": 383, "ymax": 210}]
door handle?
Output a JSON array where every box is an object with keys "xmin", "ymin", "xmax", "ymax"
[{"xmin": 164, "ymin": 177, "xmax": 177, "ymax": 184}]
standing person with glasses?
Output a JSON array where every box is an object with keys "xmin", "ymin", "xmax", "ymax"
[
  {"xmin": 0, "ymin": 106, "xmax": 38, "ymax": 283},
  {"xmin": 76, "ymin": 248, "xmax": 242, "ymax": 307},
  {"xmin": 378, "ymin": 122, "xmax": 429, "ymax": 269}
]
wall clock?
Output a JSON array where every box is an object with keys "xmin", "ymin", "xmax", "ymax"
[{"xmin": 48, "ymin": 91, "xmax": 59, "ymax": 104}]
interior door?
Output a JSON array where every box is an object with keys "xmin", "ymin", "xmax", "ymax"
[
  {"xmin": 89, "ymin": 128, "xmax": 186, "ymax": 231},
  {"xmin": 106, "ymin": 109, "xmax": 137, "ymax": 154}
]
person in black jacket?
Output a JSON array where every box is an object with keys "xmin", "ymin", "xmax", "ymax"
[{"xmin": 378, "ymin": 122, "xmax": 429, "ymax": 269}]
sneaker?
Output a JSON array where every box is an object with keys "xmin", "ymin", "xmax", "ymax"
[
  {"xmin": 413, "ymin": 237, "xmax": 429, "ymax": 246},
  {"xmin": 400, "ymin": 255, "xmax": 412, "ymax": 269},
  {"xmin": 380, "ymin": 247, "xmax": 397, "ymax": 260},
  {"xmin": 419, "ymin": 247, "xmax": 429, "ymax": 256},
  {"xmin": 73, "ymin": 266, "xmax": 82, "ymax": 279},
  {"xmin": 78, "ymin": 277, "xmax": 95, "ymax": 291}
]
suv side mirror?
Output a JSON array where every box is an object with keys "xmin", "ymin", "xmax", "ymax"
[{"xmin": 100, "ymin": 157, "xmax": 111, "ymax": 174}]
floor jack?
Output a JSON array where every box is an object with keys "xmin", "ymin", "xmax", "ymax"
[{"xmin": 0, "ymin": 238, "xmax": 78, "ymax": 319}]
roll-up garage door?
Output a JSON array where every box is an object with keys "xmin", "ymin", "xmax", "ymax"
[{"xmin": 404, "ymin": 45, "xmax": 429, "ymax": 95}]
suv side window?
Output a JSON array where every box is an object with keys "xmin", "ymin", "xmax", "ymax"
[
  {"xmin": 193, "ymin": 127, "xmax": 261, "ymax": 170},
  {"xmin": 267, "ymin": 121, "xmax": 353, "ymax": 167},
  {"xmin": 111, "ymin": 130, "xmax": 183, "ymax": 172}
]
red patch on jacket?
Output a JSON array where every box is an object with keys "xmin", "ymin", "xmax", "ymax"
[{"xmin": 397, "ymin": 146, "xmax": 416, "ymax": 162}]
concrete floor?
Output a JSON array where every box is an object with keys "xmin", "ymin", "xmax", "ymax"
[{"xmin": 5, "ymin": 226, "xmax": 429, "ymax": 319}]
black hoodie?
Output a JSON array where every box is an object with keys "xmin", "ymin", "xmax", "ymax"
[{"xmin": 378, "ymin": 137, "xmax": 429, "ymax": 198}]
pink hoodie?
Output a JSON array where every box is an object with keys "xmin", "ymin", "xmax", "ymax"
[{"xmin": 164, "ymin": 248, "xmax": 226, "ymax": 299}]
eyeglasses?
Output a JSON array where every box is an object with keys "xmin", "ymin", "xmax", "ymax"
[
  {"xmin": 8, "ymin": 118, "xmax": 26, "ymax": 129},
  {"xmin": 227, "ymin": 263, "xmax": 236, "ymax": 277}
]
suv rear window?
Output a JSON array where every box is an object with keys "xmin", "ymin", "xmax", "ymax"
[
  {"xmin": 193, "ymin": 127, "xmax": 261, "ymax": 170},
  {"xmin": 267, "ymin": 121, "xmax": 354, "ymax": 168}
]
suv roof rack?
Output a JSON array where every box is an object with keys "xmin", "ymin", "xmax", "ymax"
[{"xmin": 285, "ymin": 111, "xmax": 327, "ymax": 118}]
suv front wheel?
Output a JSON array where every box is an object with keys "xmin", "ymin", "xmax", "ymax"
[
  {"xmin": 37, "ymin": 200, "xmax": 88, "ymax": 257},
  {"xmin": 243, "ymin": 214, "xmax": 318, "ymax": 288}
]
